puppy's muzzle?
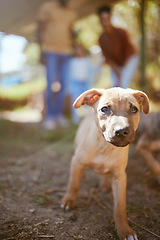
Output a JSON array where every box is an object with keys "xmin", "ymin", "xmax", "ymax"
[
  {"xmin": 115, "ymin": 127, "xmax": 129, "ymax": 138},
  {"xmin": 110, "ymin": 126, "xmax": 135, "ymax": 147},
  {"xmin": 102, "ymin": 125, "xmax": 135, "ymax": 147}
]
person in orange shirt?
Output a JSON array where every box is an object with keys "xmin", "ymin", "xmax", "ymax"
[
  {"xmin": 98, "ymin": 5, "xmax": 139, "ymax": 88},
  {"xmin": 37, "ymin": 0, "xmax": 77, "ymax": 129}
]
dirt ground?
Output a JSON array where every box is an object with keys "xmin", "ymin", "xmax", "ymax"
[{"xmin": 0, "ymin": 118, "xmax": 160, "ymax": 240}]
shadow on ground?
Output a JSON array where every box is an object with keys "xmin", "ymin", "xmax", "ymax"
[{"xmin": 0, "ymin": 119, "xmax": 160, "ymax": 240}]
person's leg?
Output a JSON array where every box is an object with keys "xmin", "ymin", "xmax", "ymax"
[
  {"xmin": 45, "ymin": 52, "xmax": 59, "ymax": 119},
  {"xmin": 111, "ymin": 70, "xmax": 119, "ymax": 87},
  {"xmin": 54, "ymin": 54, "xmax": 70, "ymax": 117},
  {"xmin": 121, "ymin": 54, "xmax": 139, "ymax": 88},
  {"xmin": 52, "ymin": 54, "xmax": 71, "ymax": 127},
  {"xmin": 42, "ymin": 52, "xmax": 59, "ymax": 129},
  {"xmin": 71, "ymin": 81, "xmax": 90, "ymax": 124}
]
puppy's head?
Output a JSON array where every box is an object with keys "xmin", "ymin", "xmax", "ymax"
[{"xmin": 73, "ymin": 87, "xmax": 149, "ymax": 147}]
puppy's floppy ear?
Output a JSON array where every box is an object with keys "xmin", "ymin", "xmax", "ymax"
[
  {"xmin": 128, "ymin": 89, "xmax": 149, "ymax": 114},
  {"xmin": 73, "ymin": 89, "xmax": 102, "ymax": 109}
]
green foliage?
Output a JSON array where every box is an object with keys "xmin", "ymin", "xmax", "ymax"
[
  {"xmin": 73, "ymin": 14, "xmax": 102, "ymax": 49},
  {"xmin": 113, "ymin": 0, "xmax": 140, "ymax": 38},
  {"xmin": 146, "ymin": 62, "xmax": 160, "ymax": 89},
  {"xmin": 23, "ymin": 42, "xmax": 41, "ymax": 64}
]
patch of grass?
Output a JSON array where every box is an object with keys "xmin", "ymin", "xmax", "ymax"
[
  {"xmin": 127, "ymin": 204, "xmax": 142, "ymax": 212},
  {"xmin": 30, "ymin": 195, "xmax": 53, "ymax": 205},
  {"xmin": 0, "ymin": 183, "xmax": 7, "ymax": 189},
  {"xmin": 42, "ymin": 125, "xmax": 77, "ymax": 143},
  {"xmin": 0, "ymin": 77, "xmax": 46, "ymax": 100}
]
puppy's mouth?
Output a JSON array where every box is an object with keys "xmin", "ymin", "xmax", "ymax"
[
  {"xmin": 102, "ymin": 131, "xmax": 135, "ymax": 148},
  {"xmin": 109, "ymin": 139, "xmax": 130, "ymax": 147}
]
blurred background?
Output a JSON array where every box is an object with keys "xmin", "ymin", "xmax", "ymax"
[
  {"xmin": 0, "ymin": 0, "xmax": 159, "ymax": 122},
  {"xmin": 0, "ymin": 2, "xmax": 160, "ymax": 239}
]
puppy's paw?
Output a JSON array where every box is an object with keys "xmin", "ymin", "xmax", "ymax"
[
  {"xmin": 60, "ymin": 195, "xmax": 76, "ymax": 210},
  {"xmin": 124, "ymin": 234, "xmax": 138, "ymax": 240},
  {"xmin": 118, "ymin": 225, "xmax": 137, "ymax": 240}
]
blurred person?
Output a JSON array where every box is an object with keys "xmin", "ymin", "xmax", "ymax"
[
  {"xmin": 67, "ymin": 43, "xmax": 98, "ymax": 123},
  {"xmin": 37, "ymin": 0, "xmax": 77, "ymax": 129},
  {"xmin": 98, "ymin": 5, "xmax": 139, "ymax": 88}
]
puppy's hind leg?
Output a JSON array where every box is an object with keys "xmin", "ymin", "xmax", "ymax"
[
  {"xmin": 61, "ymin": 154, "xmax": 85, "ymax": 210},
  {"xmin": 100, "ymin": 174, "xmax": 111, "ymax": 192},
  {"xmin": 136, "ymin": 135, "xmax": 160, "ymax": 183}
]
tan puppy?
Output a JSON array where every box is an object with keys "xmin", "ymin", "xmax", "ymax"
[
  {"xmin": 136, "ymin": 111, "xmax": 160, "ymax": 183},
  {"xmin": 61, "ymin": 87, "xmax": 149, "ymax": 240}
]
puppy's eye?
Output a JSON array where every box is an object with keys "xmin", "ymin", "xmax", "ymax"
[
  {"xmin": 131, "ymin": 106, "xmax": 138, "ymax": 113},
  {"xmin": 101, "ymin": 106, "xmax": 110, "ymax": 114}
]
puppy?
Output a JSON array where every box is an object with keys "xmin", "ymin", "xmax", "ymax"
[
  {"xmin": 61, "ymin": 87, "xmax": 149, "ymax": 240},
  {"xmin": 136, "ymin": 110, "xmax": 160, "ymax": 183}
]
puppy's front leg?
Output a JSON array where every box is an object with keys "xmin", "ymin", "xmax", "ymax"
[
  {"xmin": 111, "ymin": 172, "xmax": 137, "ymax": 240},
  {"xmin": 61, "ymin": 155, "xmax": 84, "ymax": 210}
]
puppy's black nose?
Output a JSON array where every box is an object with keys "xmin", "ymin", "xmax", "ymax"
[{"xmin": 115, "ymin": 127, "xmax": 129, "ymax": 138}]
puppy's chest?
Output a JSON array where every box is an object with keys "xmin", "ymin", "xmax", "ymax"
[{"xmin": 88, "ymin": 144, "xmax": 118, "ymax": 175}]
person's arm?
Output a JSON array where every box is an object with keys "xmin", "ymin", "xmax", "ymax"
[
  {"xmin": 121, "ymin": 29, "xmax": 137, "ymax": 64},
  {"xmin": 101, "ymin": 48, "xmax": 121, "ymax": 85},
  {"xmin": 36, "ymin": 20, "xmax": 46, "ymax": 64},
  {"xmin": 36, "ymin": 2, "xmax": 51, "ymax": 64}
]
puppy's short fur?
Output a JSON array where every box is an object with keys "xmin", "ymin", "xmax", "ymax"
[
  {"xmin": 136, "ymin": 110, "xmax": 160, "ymax": 183},
  {"xmin": 61, "ymin": 87, "xmax": 149, "ymax": 240}
]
